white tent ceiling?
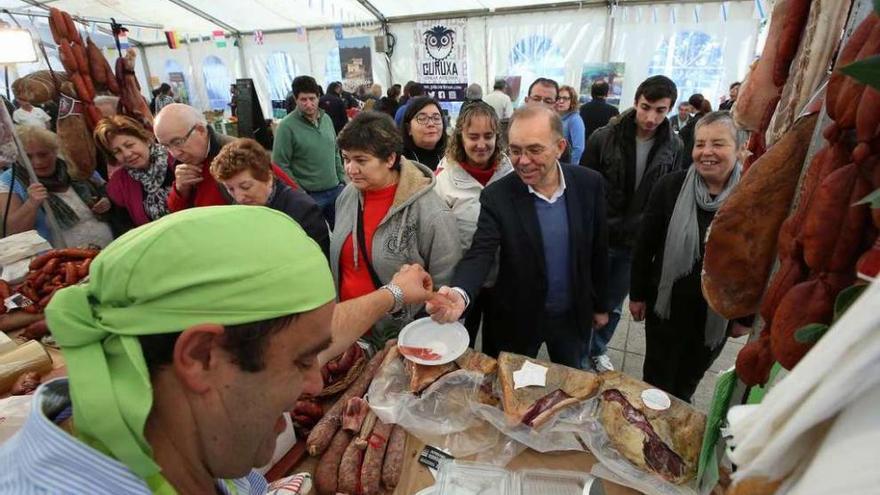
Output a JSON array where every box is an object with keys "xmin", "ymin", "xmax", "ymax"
[{"xmin": 0, "ymin": 0, "xmax": 664, "ymax": 39}]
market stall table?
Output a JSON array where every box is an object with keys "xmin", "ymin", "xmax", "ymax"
[{"xmin": 288, "ymin": 433, "xmax": 640, "ymax": 494}]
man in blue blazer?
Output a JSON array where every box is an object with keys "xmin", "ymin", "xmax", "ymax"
[{"xmin": 428, "ymin": 105, "xmax": 609, "ymax": 368}]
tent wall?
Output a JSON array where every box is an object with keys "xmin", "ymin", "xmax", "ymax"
[
  {"xmin": 609, "ymin": 2, "xmax": 759, "ymax": 109},
  {"xmin": 10, "ymin": 0, "xmax": 762, "ymax": 118}
]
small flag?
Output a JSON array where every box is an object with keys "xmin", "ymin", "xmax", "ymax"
[
  {"xmin": 118, "ymin": 29, "xmax": 130, "ymax": 49},
  {"xmin": 652, "ymin": 6, "xmax": 658, "ymax": 24},
  {"xmin": 165, "ymin": 30, "xmax": 181, "ymax": 49},
  {"xmin": 671, "ymin": 6, "xmax": 677, "ymax": 24},
  {"xmin": 622, "ymin": 7, "xmax": 629, "ymax": 22},
  {"xmin": 213, "ymin": 30, "xmax": 226, "ymax": 48},
  {"xmin": 254, "ymin": 30, "xmax": 264, "ymax": 45},
  {"xmin": 693, "ymin": 5, "xmax": 701, "ymax": 23},
  {"xmin": 635, "ymin": 6, "xmax": 642, "ymax": 23},
  {"xmin": 721, "ymin": 2, "xmax": 729, "ymax": 22},
  {"xmin": 333, "ymin": 24, "xmax": 343, "ymax": 41},
  {"xmin": 754, "ymin": 0, "xmax": 766, "ymax": 20}
]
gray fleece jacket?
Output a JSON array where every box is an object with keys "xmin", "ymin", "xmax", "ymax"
[{"xmin": 330, "ymin": 158, "xmax": 462, "ymax": 325}]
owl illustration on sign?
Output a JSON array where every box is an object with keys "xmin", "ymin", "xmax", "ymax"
[{"xmin": 423, "ymin": 25, "xmax": 455, "ymax": 61}]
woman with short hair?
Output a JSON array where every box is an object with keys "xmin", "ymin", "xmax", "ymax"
[
  {"xmin": 555, "ymin": 85, "xmax": 586, "ymax": 164},
  {"xmin": 210, "ymin": 138, "xmax": 329, "ymax": 258},
  {"xmin": 401, "ymin": 96, "xmax": 448, "ymax": 171},
  {"xmin": 629, "ymin": 111, "xmax": 749, "ymax": 401},
  {"xmin": 1, "ymin": 126, "xmax": 112, "ymax": 247},
  {"xmin": 332, "ymin": 111, "xmax": 460, "ymax": 332}
]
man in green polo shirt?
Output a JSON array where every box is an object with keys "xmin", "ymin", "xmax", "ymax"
[{"xmin": 272, "ymin": 75, "xmax": 346, "ymax": 228}]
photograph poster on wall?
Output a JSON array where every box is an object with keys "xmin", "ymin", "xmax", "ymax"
[
  {"xmin": 580, "ymin": 62, "xmax": 625, "ymax": 107},
  {"xmin": 338, "ymin": 37, "xmax": 373, "ymax": 94},
  {"xmin": 414, "ymin": 18, "xmax": 468, "ymax": 116},
  {"xmin": 168, "ymin": 72, "xmax": 190, "ymax": 105}
]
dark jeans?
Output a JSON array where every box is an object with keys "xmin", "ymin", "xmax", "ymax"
[
  {"xmin": 585, "ymin": 247, "xmax": 632, "ymax": 364},
  {"xmin": 307, "ymin": 184, "xmax": 344, "ymax": 230},
  {"xmin": 643, "ymin": 308, "xmax": 725, "ymax": 402},
  {"xmin": 516, "ymin": 311, "xmax": 583, "ymax": 369}
]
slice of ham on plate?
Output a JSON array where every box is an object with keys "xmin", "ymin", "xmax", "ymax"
[{"xmin": 397, "ymin": 317, "xmax": 469, "ymax": 365}]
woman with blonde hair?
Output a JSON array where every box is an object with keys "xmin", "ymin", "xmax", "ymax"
[
  {"xmin": 434, "ymin": 101, "xmax": 512, "ymax": 347},
  {"xmin": 555, "ymin": 84, "xmax": 586, "ymax": 164},
  {"xmin": 94, "ymin": 115, "xmax": 173, "ymax": 230},
  {"xmin": 0, "ymin": 126, "xmax": 112, "ymax": 246}
]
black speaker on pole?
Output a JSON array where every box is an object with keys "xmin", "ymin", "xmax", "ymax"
[{"xmin": 234, "ymin": 78, "xmax": 273, "ymax": 150}]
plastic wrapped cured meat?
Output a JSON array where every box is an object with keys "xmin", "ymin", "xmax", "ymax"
[
  {"xmin": 115, "ymin": 49, "xmax": 153, "ymax": 127},
  {"xmin": 765, "ymin": 0, "xmax": 852, "ymax": 146},
  {"xmin": 55, "ymin": 91, "xmax": 97, "ymax": 180},
  {"xmin": 734, "ymin": 0, "xmax": 802, "ymax": 132}
]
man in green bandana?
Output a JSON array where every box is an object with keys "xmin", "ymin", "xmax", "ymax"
[{"xmin": 0, "ymin": 205, "xmax": 434, "ymax": 494}]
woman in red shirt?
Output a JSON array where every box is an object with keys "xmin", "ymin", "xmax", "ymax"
[{"xmin": 330, "ymin": 112, "xmax": 461, "ymax": 335}]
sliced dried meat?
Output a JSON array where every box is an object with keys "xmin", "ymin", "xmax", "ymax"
[
  {"xmin": 521, "ymin": 389, "xmax": 571, "ymax": 427},
  {"xmin": 602, "ymin": 389, "xmax": 687, "ymax": 481},
  {"xmin": 399, "ymin": 345, "xmax": 442, "ymax": 361}
]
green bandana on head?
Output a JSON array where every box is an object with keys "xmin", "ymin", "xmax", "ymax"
[{"xmin": 44, "ymin": 205, "xmax": 336, "ymax": 480}]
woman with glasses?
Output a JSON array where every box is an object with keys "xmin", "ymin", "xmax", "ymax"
[
  {"xmin": 401, "ymin": 96, "xmax": 448, "ymax": 171},
  {"xmin": 332, "ymin": 111, "xmax": 461, "ymax": 334},
  {"xmin": 555, "ymin": 85, "xmax": 586, "ymax": 165},
  {"xmin": 434, "ymin": 101, "xmax": 513, "ymax": 346},
  {"xmin": 94, "ymin": 116, "xmax": 174, "ymax": 230}
]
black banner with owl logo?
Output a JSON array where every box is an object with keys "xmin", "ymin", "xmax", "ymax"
[{"xmin": 414, "ymin": 19, "xmax": 468, "ymax": 103}]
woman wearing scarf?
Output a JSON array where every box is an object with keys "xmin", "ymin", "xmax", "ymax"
[
  {"xmin": 94, "ymin": 116, "xmax": 174, "ymax": 232},
  {"xmin": 434, "ymin": 101, "xmax": 512, "ymax": 347},
  {"xmin": 629, "ymin": 111, "xmax": 749, "ymax": 402},
  {"xmin": 0, "ymin": 125, "xmax": 113, "ymax": 247},
  {"xmin": 210, "ymin": 137, "xmax": 330, "ymax": 259}
]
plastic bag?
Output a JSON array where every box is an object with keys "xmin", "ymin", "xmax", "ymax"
[
  {"xmin": 367, "ymin": 357, "xmax": 501, "ymax": 457},
  {"xmin": 470, "ymin": 395, "xmax": 596, "ymax": 454},
  {"xmin": 578, "ymin": 399, "xmax": 699, "ymax": 495}
]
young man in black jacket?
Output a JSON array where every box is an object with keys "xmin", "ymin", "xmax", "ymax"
[{"xmin": 581, "ymin": 75, "xmax": 683, "ymax": 371}]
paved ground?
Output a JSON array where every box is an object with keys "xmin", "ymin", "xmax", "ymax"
[{"xmin": 480, "ymin": 300, "xmax": 746, "ymax": 412}]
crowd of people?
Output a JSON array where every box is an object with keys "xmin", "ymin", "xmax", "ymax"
[
  {"xmin": 1, "ymin": 72, "xmax": 745, "ymax": 401},
  {"xmin": 0, "ymin": 66, "xmax": 752, "ymax": 494}
]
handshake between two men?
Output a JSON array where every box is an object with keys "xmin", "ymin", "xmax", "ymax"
[{"xmin": 383, "ymin": 265, "xmax": 464, "ymax": 321}]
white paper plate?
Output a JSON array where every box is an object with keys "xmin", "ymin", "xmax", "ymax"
[{"xmin": 397, "ymin": 317, "xmax": 469, "ymax": 365}]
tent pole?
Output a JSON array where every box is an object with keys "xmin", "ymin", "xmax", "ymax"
[
  {"xmin": 483, "ymin": 17, "xmax": 490, "ymax": 91},
  {"xmin": 603, "ymin": 2, "xmax": 615, "ymax": 63},
  {"xmin": 138, "ymin": 45, "xmax": 154, "ymax": 88},
  {"xmin": 236, "ymin": 35, "xmax": 248, "ymax": 79}
]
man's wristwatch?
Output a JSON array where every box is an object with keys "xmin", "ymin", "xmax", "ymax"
[{"xmin": 381, "ymin": 283, "xmax": 405, "ymax": 315}]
